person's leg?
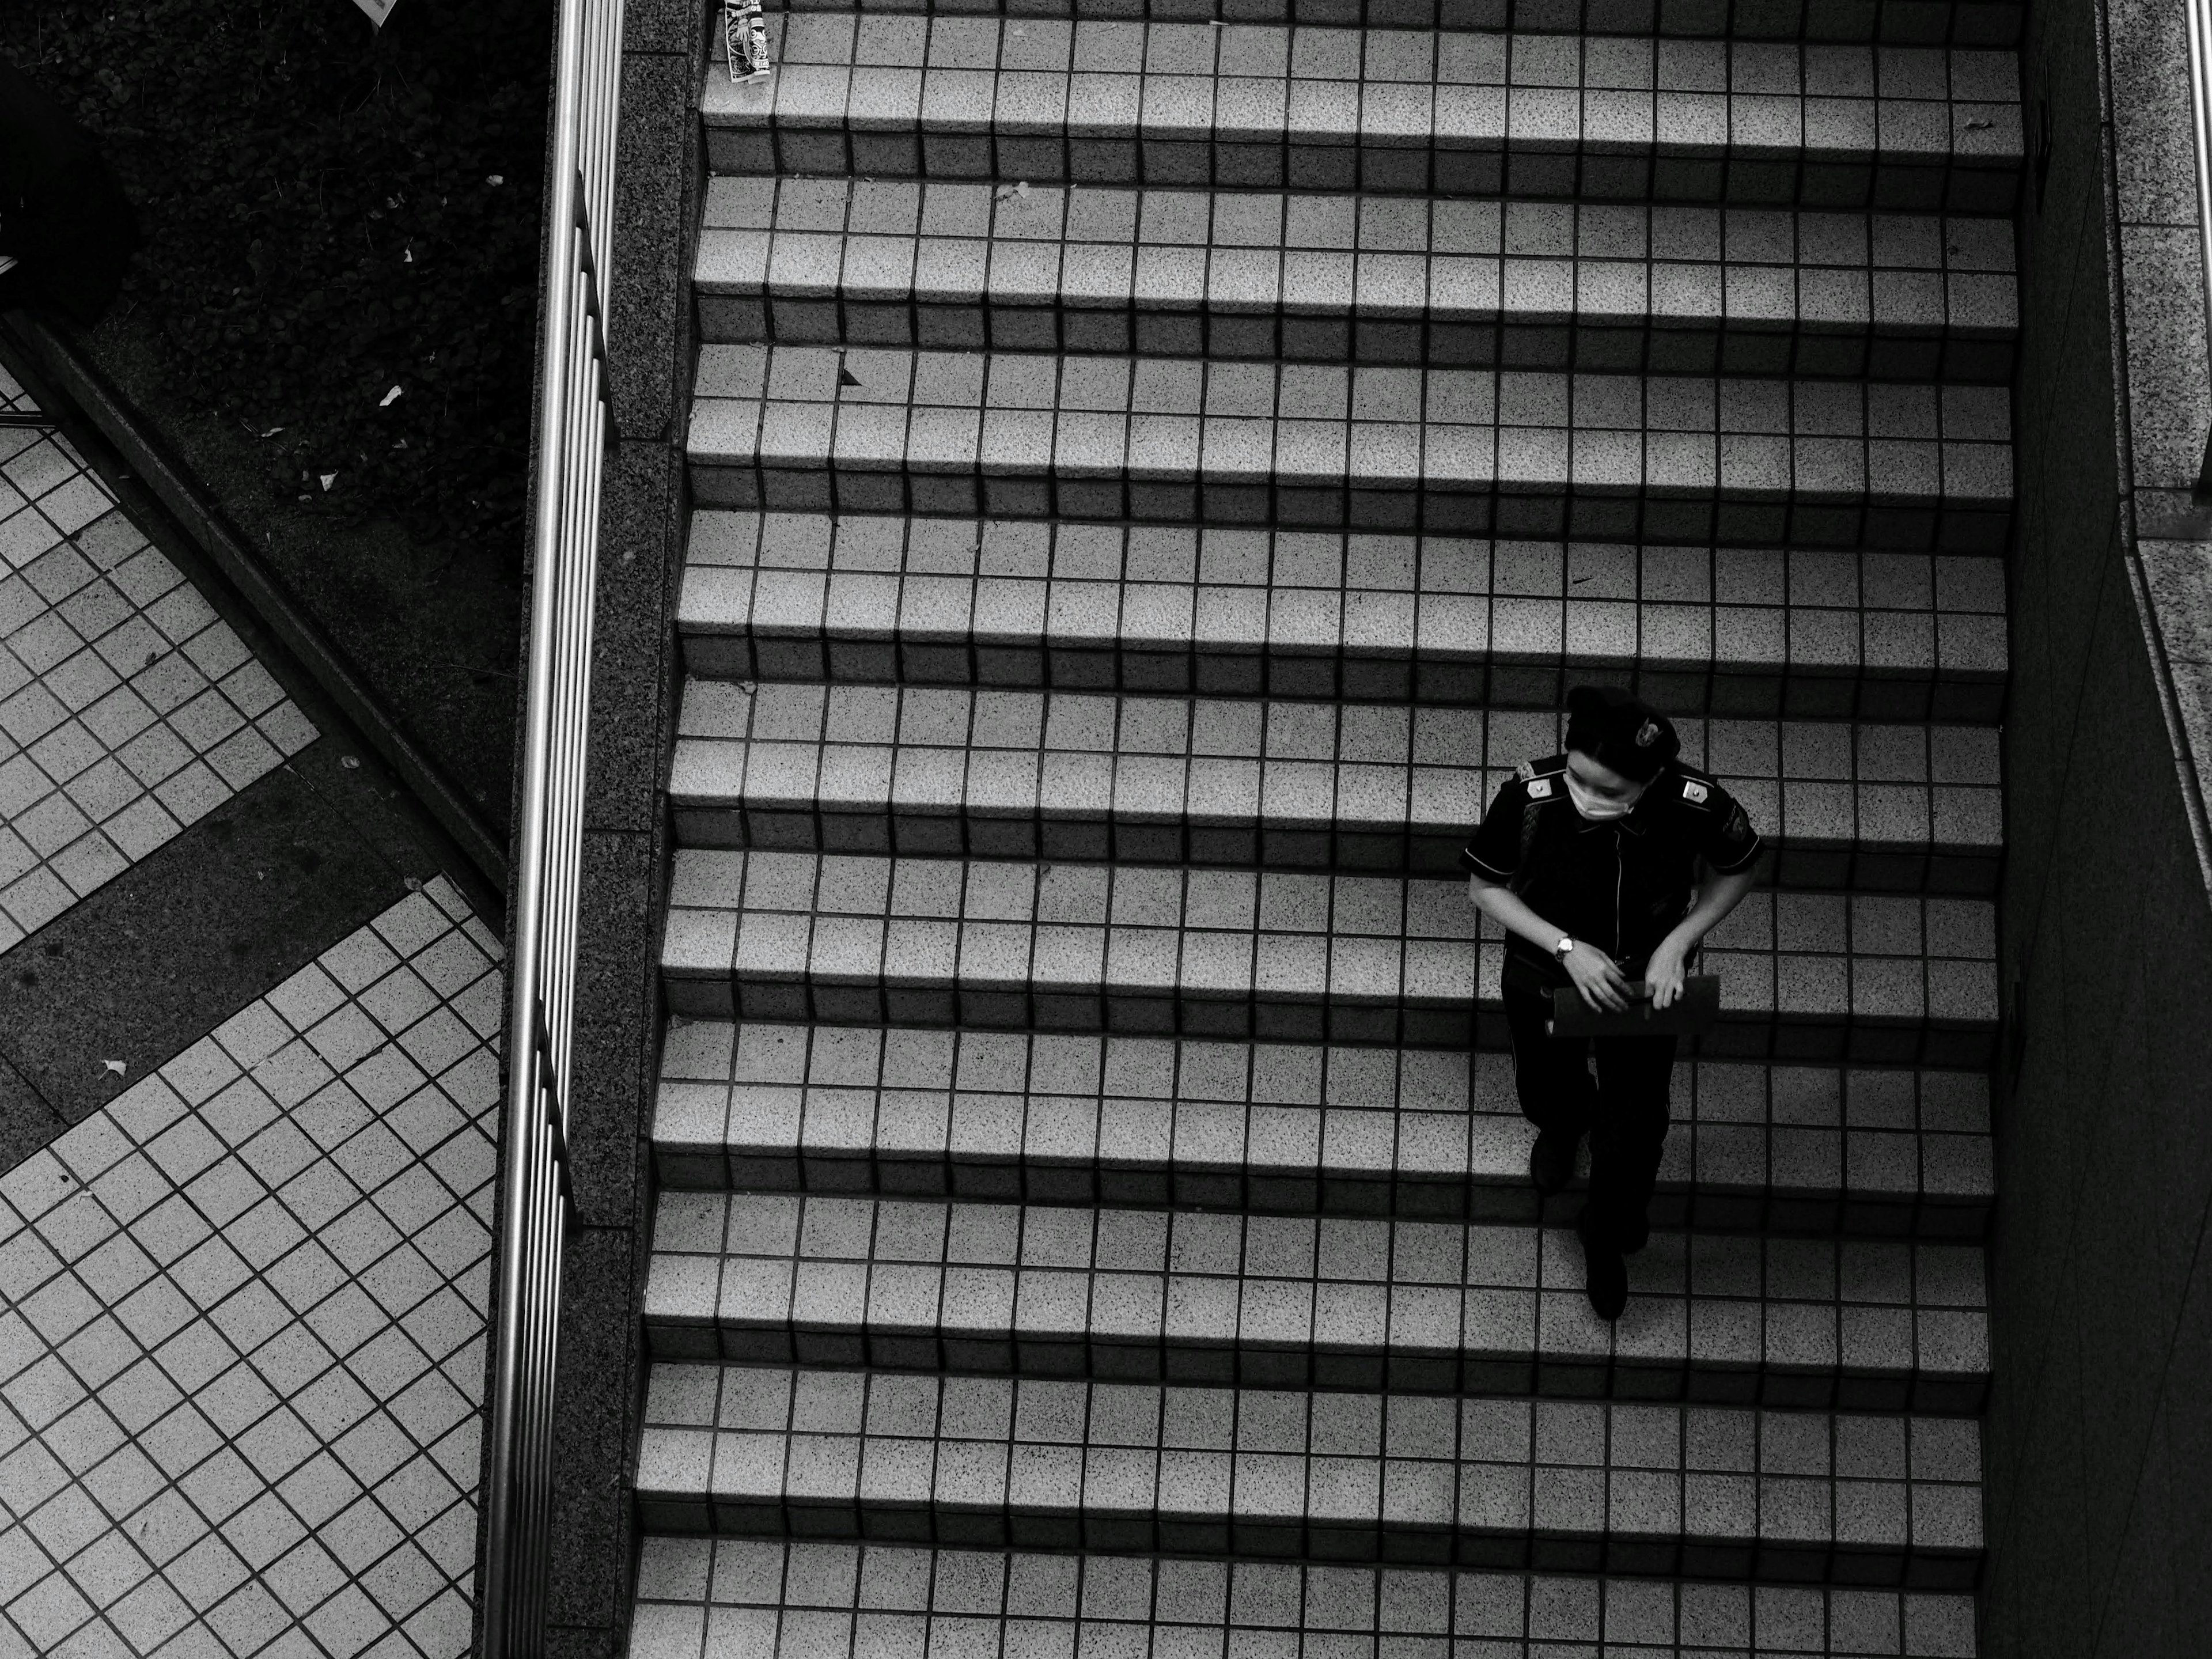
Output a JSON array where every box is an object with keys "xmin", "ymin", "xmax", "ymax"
[
  {"xmin": 1584, "ymin": 1033, "xmax": 1680, "ymax": 1253},
  {"xmin": 1502, "ymin": 969, "xmax": 1597, "ymax": 1192}
]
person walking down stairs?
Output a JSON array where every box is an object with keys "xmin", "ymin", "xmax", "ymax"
[{"xmin": 1465, "ymin": 687, "xmax": 1764, "ymax": 1321}]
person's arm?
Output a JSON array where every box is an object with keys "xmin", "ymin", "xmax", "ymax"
[
  {"xmin": 1467, "ymin": 873, "xmax": 1635, "ymax": 1012},
  {"xmin": 1643, "ymin": 861, "xmax": 1760, "ymax": 1008}
]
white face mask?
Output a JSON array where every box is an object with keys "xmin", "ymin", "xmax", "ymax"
[{"xmin": 1565, "ymin": 768, "xmax": 1646, "ymax": 822}]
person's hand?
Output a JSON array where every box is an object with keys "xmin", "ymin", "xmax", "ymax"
[
  {"xmin": 1646, "ymin": 936, "xmax": 1690, "ymax": 1009},
  {"xmin": 1562, "ymin": 940, "xmax": 1633, "ymax": 1012}
]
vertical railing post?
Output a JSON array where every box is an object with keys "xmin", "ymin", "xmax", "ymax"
[
  {"xmin": 2186, "ymin": 0, "xmax": 2212, "ymax": 497},
  {"xmin": 480, "ymin": 0, "xmax": 623, "ymax": 1653}
]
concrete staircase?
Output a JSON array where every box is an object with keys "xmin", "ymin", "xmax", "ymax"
[{"xmin": 628, "ymin": 5, "xmax": 2014, "ymax": 1650}]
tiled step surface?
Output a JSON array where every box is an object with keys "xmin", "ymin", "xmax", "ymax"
[
  {"xmin": 660, "ymin": 850, "xmax": 2000, "ymax": 1062},
  {"xmin": 680, "ymin": 510, "xmax": 2011, "ymax": 721},
  {"xmin": 762, "ymin": 0, "xmax": 2025, "ymax": 43},
  {"xmin": 688, "ymin": 344, "xmax": 2016, "ymax": 547},
  {"xmin": 627, "ymin": 1537, "xmax": 1982, "ymax": 1659},
  {"xmin": 670, "ymin": 681, "xmax": 2003, "ymax": 891},
  {"xmin": 644, "ymin": 1192, "xmax": 1990, "ymax": 1408},
  {"xmin": 704, "ymin": 20, "xmax": 2022, "ymax": 212},
  {"xmin": 642, "ymin": 0, "xmax": 2021, "ymax": 1633},
  {"xmin": 653, "ymin": 1022, "xmax": 1998, "ymax": 1237},
  {"xmin": 634, "ymin": 1363, "xmax": 1984, "ymax": 1585},
  {"xmin": 699, "ymin": 177, "xmax": 2019, "ymax": 381}
]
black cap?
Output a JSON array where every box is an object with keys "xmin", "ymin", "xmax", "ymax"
[{"xmin": 1564, "ymin": 685, "xmax": 1680, "ymax": 783}]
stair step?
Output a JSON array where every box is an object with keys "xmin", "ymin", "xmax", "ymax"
[
  {"xmin": 688, "ymin": 345, "xmax": 2016, "ymax": 546},
  {"xmin": 699, "ymin": 178, "xmax": 2018, "ymax": 382},
  {"xmin": 679, "ymin": 511, "xmax": 2010, "ymax": 721},
  {"xmin": 643, "ymin": 1193, "xmax": 1990, "ymax": 1408},
  {"xmin": 653, "ymin": 1022, "xmax": 1998, "ymax": 1237},
  {"xmin": 659, "ymin": 850, "xmax": 1999, "ymax": 1062},
  {"xmin": 634, "ymin": 1363, "xmax": 1984, "ymax": 1584},
  {"xmin": 756, "ymin": 0, "xmax": 2026, "ymax": 44},
  {"xmin": 627, "ymin": 1537, "xmax": 1982, "ymax": 1659},
  {"xmin": 671, "ymin": 684, "xmax": 2003, "ymax": 892},
  {"xmin": 703, "ymin": 20, "xmax": 2022, "ymax": 213}
]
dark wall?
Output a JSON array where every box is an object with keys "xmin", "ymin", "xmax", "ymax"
[{"xmin": 1987, "ymin": 0, "xmax": 2212, "ymax": 1651}]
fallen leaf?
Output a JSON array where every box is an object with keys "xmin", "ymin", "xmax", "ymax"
[
  {"xmin": 380, "ymin": 386, "xmax": 403, "ymax": 407},
  {"xmin": 259, "ymin": 426, "xmax": 285, "ymax": 438},
  {"xmin": 405, "ymin": 876, "xmax": 425, "ymax": 892},
  {"xmin": 320, "ymin": 472, "xmax": 338, "ymax": 490},
  {"xmin": 403, "ymin": 248, "xmax": 415, "ymax": 263},
  {"xmin": 102, "ymin": 1059, "xmax": 126, "ymax": 1077},
  {"xmin": 341, "ymin": 755, "xmax": 362, "ymax": 770},
  {"xmin": 487, "ymin": 174, "xmax": 505, "ymax": 185}
]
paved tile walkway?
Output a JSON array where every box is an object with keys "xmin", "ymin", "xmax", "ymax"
[
  {"xmin": 0, "ymin": 880, "xmax": 502, "ymax": 1659},
  {"xmin": 0, "ymin": 366, "xmax": 317, "ymax": 954}
]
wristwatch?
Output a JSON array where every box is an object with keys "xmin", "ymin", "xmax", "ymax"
[{"xmin": 1554, "ymin": 936, "xmax": 1575, "ymax": 961}]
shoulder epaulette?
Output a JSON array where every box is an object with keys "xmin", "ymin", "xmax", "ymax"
[
  {"xmin": 1664, "ymin": 760, "xmax": 1718, "ymax": 809},
  {"xmin": 1517, "ymin": 756, "xmax": 1566, "ymax": 801}
]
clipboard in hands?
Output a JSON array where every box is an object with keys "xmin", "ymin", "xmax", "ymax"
[{"xmin": 1548, "ymin": 976, "xmax": 1721, "ymax": 1037}]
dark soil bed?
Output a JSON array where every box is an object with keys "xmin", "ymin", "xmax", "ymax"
[{"xmin": 1, "ymin": 0, "xmax": 555, "ymax": 836}]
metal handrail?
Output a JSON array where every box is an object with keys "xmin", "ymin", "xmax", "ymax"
[
  {"xmin": 479, "ymin": 0, "xmax": 623, "ymax": 1651},
  {"xmin": 2188, "ymin": 0, "xmax": 2212, "ymax": 495}
]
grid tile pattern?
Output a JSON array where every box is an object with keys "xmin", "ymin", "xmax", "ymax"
[
  {"xmin": 652, "ymin": 1022, "xmax": 1997, "ymax": 1237},
  {"xmin": 679, "ymin": 511, "xmax": 2010, "ymax": 721},
  {"xmin": 658, "ymin": 849, "xmax": 2000, "ymax": 1060},
  {"xmin": 0, "ymin": 881, "xmax": 503, "ymax": 1659},
  {"xmin": 688, "ymin": 344, "xmax": 2016, "ymax": 545},
  {"xmin": 670, "ymin": 683, "xmax": 2003, "ymax": 889},
  {"xmin": 770, "ymin": 0, "xmax": 2025, "ymax": 39},
  {"xmin": 646, "ymin": 0, "xmax": 2020, "ymax": 1637},
  {"xmin": 633, "ymin": 1363, "xmax": 1984, "ymax": 1584},
  {"xmin": 699, "ymin": 177, "xmax": 2020, "ymax": 381},
  {"xmin": 0, "ymin": 369, "xmax": 318, "ymax": 952},
  {"xmin": 703, "ymin": 20, "xmax": 2023, "ymax": 211},
  {"xmin": 627, "ymin": 1539, "xmax": 1982, "ymax": 1659},
  {"xmin": 645, "ymin": 1192, "xmax": 1988, "ymax": 1408}
]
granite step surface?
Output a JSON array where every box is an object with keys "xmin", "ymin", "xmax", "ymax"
[
  {"xmin": 642, "ymin": 1191, "xmax": 1990, "ymax": 1408},
  {"xmin": 625, "ymin": 1537, "xmax": 1982, "ymax": 1659},
  {"xmin": 687, "ymin": 344, "xmax": 2016, "ymax": 547},
  {"xmin": 658, "ymin": 849, "xmax": 2001, "ymax": 1062},
  {"xmin": 632, "ymin": 1362, "xmax": 1984, "ymax": 1584},
  {"xmin": 757, "ymin": 0, "xmax": 2025, "ymax": 41},
  {"xmin": 703, "ymin": 20, "xmax": 2022, "ymax": 212},
  {"xmin": 632, "ymin": 0, "xmax": 2021, "ymax": 1637},
  {"xmin": 669, "ymin": 682, "xmax": 2004, "ymax": 892},
  {"xmin": 698, "ymin": 177, "xmax": 2019, "ymax": 382},
  {"xmin": 679, "ymin": 511, "xmax": 2011, "ymax": 721},
  {"xmin": 653, "ymin": 1021, "xmax": 1998, "ymax": 1237}
]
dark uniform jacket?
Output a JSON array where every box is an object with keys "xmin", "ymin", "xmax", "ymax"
[{"xmin": 1461, "ymin": 754, "xmax": 1763, "ymax": 984}]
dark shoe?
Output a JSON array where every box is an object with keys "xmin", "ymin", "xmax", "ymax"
[
  {"xmin": 1528, "ymin": 1130, "xmax": 1579, "ymax": 1196},
  {"xmin": 1577, "ymin": 1211, "xmax": 1630, "ymax": 1321}
]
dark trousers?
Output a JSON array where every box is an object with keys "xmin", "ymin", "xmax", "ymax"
[{"xmin": 1502, "ymin": 961, "xmax": 1676, "ymax": 1251}]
